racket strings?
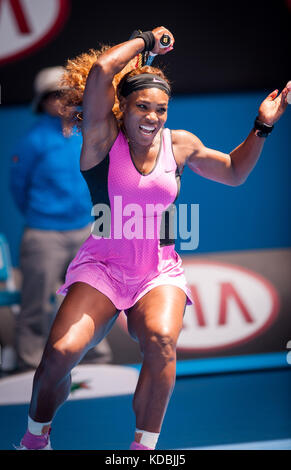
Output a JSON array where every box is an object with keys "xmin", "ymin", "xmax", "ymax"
[{"xmin": 134, "ymin": 51, "xmax": 148, "ymax": 69}]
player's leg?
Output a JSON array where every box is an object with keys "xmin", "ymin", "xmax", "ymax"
[
  {"xmin": 18, "ymin": 282, "xmax": 119, "ymax": 449},
  {"xmin": 126, "ymin": 285, "xmax": 186, "ymax": 449}
]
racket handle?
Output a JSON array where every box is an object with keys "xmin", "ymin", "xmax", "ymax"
[
  {"xmin": 159, "ymin": 34, "xmax": 171, "ymax": 48},
  {"xmin": 146, "ymin": 35, "xmax": 172, "ymax": 65}
]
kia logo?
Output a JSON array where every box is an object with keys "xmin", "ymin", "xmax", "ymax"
[
  {"xmin": 179, "ymin": 260, "xmax": 280, "ymax": 352},
  {"xmin": 117, "ymin": 260, "xmax": 280, "ymax": 353},
  {"xmin": 0, "ymin": 0, "xmax": 70, "ymax": 65}
]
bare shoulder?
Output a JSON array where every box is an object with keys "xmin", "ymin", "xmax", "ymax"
[{"xmin": 171, "ymin": 129, "xmax": 204, "ymax": 167}]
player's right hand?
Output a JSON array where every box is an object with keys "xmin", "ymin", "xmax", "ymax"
[{"xmin": 151, "ymin": 26, "xmax": 174, "ymax": 55}]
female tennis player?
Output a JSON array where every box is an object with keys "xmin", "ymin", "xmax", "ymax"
[{"xmin": 17, "ymin": 26, "xmax": 290, "ymax": 450}]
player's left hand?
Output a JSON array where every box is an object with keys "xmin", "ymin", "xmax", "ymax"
[{"xmin": 257, "ymin": 81, "xmax": 291, "ymax": 125}]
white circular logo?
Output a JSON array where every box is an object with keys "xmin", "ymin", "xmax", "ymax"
[
  {"xmin": 179, "ymin": 261, "xmax": 279, "ymax": 352},
  {"xmin": 0, "ymin": 0, "xmax": 69, "ymax": 65}
]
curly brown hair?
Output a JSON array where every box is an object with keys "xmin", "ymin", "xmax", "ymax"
[{"xmin": 59, "ymin": 46, "xmax": 171, "ymax": 129}]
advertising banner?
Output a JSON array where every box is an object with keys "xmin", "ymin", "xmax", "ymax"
[{"xmin": 0, "ymin": 0, "xmax": 290, "ymax": 104}]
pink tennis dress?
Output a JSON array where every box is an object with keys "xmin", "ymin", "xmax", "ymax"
[{"xmin": 57, "ymin": 128, "xmax": 193, "ymax": 313}]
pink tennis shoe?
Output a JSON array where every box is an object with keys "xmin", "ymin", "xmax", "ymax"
[
  {"xmin": 15, "ymin": 428, "xmax": 52, "ymax": 450},
  {"xmin": 130, "ymin": 441, "xmax": 153, "ymax": 450}
]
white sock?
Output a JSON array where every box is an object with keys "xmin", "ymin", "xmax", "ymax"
[
  {"xmin": 135, "ymin": 428, "xmax": 160, "ymax": 449},
  {"xmin": 28, "ymin": 416, "xmax": 52, "ymax": 436}
]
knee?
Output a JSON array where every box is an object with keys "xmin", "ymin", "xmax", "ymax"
[
  {"xmin": 35, "ymin": 339, "xmax": 79, "ymax": 386},
  {"xmin": 142, "ymin": 330, "xmax": 177, "ymax": 370}
]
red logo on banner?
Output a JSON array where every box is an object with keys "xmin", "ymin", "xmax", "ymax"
[
  {"xmin": 178, "ymin": 260, "xmax": 280, "ymax": 352},
  {"xmin": 117, "ymin": 260, "xmax": 280, "ymax": 353},
  {"xmin": 0, "ymin": 0, "xmax": 70, "ymax": 66}
]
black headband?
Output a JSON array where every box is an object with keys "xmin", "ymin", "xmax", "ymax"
[{"xmin": 120, "ymin": 73, "xmax": 171, "ymax": 98}]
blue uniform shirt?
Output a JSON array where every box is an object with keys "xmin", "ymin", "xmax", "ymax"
[{"xmin": 10, "ymin": 114, "xmax": 92, "ymax": 230}]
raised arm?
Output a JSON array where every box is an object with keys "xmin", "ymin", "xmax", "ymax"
[
  {"xmin": 80, "ymin": 27, "xmax": 174, "ymax": 170},
  {"xmin": 80, "ymin": 38, "xmax": 145, "ymax": 170},
  {"xmin": 174, "ymin": 83, "xmax": 290, "ymax": 186}
]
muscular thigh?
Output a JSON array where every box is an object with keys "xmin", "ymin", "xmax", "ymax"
[
  {"xmin": 126, "ymin": 285, "xmax": 186, "ymax": 348},
  {"xmin": 47, "ymin": 282, "xmax": 120, "ymax": 354}
]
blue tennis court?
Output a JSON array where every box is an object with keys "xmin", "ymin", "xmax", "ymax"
[{"xmin": 1, "ymin": 354, "xmax": 290, "ymax": 450}]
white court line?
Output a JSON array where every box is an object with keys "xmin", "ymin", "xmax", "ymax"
[
  {"xmin": 0, "ymin": 364, "xmax": 139, "ymax": 404},
  {"xmin": 179, "ymin": 438, "xmax": 291, "ymax": 450}
]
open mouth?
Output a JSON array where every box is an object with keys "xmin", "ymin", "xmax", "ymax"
[{"xmin": 139, "ymin": 124, "xmax": 156, "ymax": 135}]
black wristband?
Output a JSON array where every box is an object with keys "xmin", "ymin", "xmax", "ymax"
[
  {"xmin": 136, "ymin": 31, "xmax": 156, "ymax": 51},
  {"xmin": 253, "ymin": 116, "xmax": 274, "ymax": 138}
]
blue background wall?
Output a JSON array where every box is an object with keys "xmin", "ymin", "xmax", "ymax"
[{"xmin": 0, "ymin": 91, "xmax": 290, "ymax": 266}]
